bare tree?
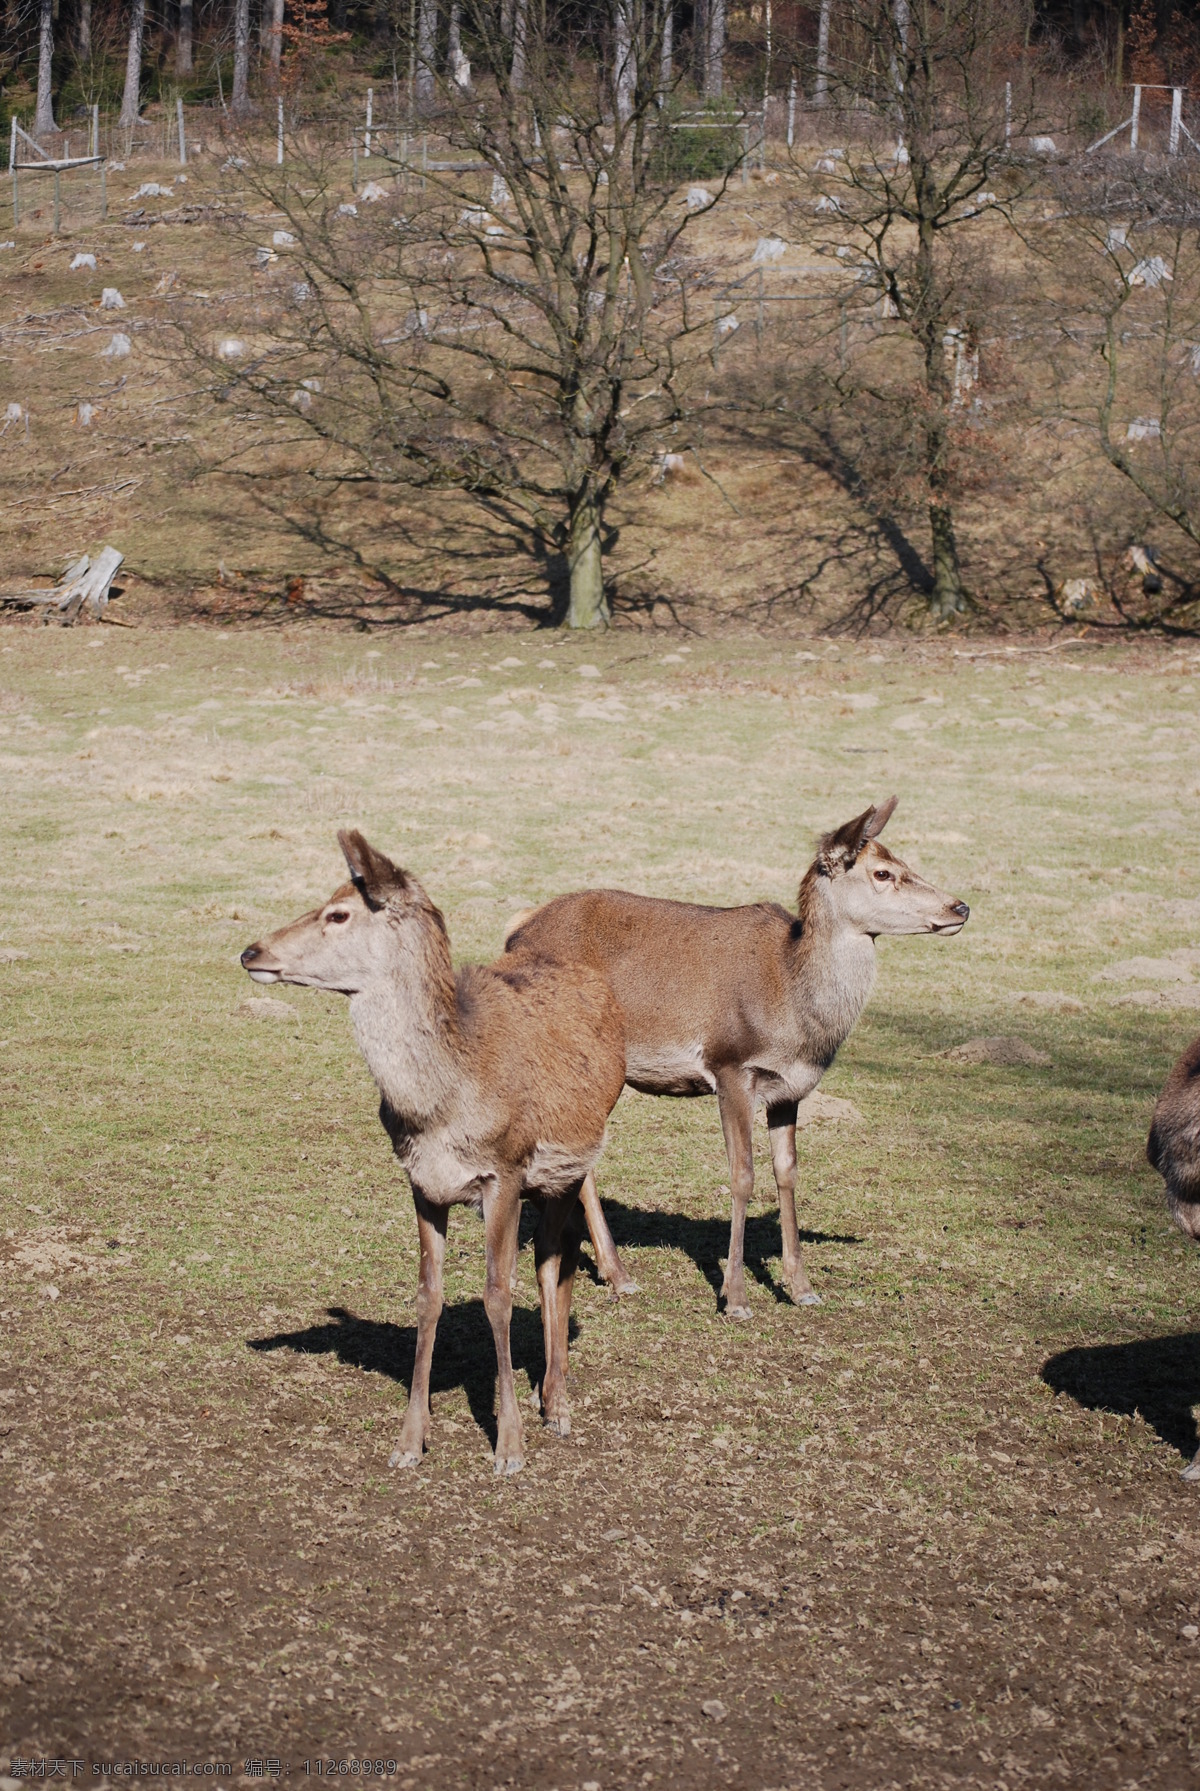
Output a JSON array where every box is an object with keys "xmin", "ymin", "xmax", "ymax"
[
  {"xmin": 34, "ymin": 0, "xmax": 56, "ymax": 136},
  {"xmin": 416, "ymin": 0, "xmax": 437, "ymax": 109},
  {"xmin": 813, "ymin": 0, "xmax": 832, "ymax": 106},
  {"xmin": 1038, "ymin": 160, "xmax": 1200, "ymax": 616},
  {"xmin": 119, "ymin": 0, "xmax": 146, "ymax": 128},
  {"xmin": 793, "ymin": 0, "xmax": 1034, "ymax": 619},
  {"xmin": 183, "ymin": 1, "xmax": 723, "ymax": 628},
  {"xmin": 177, "ymin": 0, "xmax": 194, "ymax": 74},
  {"xmin": 78, "ymin": 0, "xmax": 92, "ymax": 61},
  {"xmin": 232, "ymin": 0, "xmax": 252, "ymax": 112},
  {"xmin": 705, "ymin": 0, "xmax": 725, "ymax": 99}
]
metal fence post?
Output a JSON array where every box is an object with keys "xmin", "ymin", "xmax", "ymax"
[
  {"xmin": 100, "ymin": 158, "xmax": 106, "ymax": 221},
  {"xmin": 92, "ymin": 103, "xmax": 99, "ymax": 159},
  {"xmin": 177, "ymin": 96, "xmax": 187, "ymax": 166},
  {"xmin": 787, "ymin": 73, "xmax": 796, "ymax": 149},
  {"xmin": 53, "ymin": 168, "xmax": 60, "ymax": 234},
  {"xmin": 1130, "ymin": 85, "xmax": 1141, "ymax": 153},
  {"xmin": 277, "ymin": 97, "xmax": 284, "ymax": 166},
  {"xmin": 1169, "ymin": 87, "xmax": 1182, "ymax": 156}
]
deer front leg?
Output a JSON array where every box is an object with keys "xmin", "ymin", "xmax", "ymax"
[
  {"xmin": 768, "ymin": 1100, "xmax": 820, "ymax": 1307},
  {"xmin": 716, "ymin": 1067, "xmax": 756, "ymax": 1320},
  {"xmin": 483, "ymin": 1179, "xmax": 525, "ymax": 1476},
  {"xmin": 535, "ymin": 1187, "xmax": 586, "ymax": 1437},
  {"xmin": 389, "ymin": 1192, "xmax": 447, "ymax": 1469},
  {"xmin": 1183, "ymin": 1446, "xmax": 1200, "ymax": 1483},
  {"xmin": 580, "ymin": 1170, "xmax": 639, "ymax": 1296}
]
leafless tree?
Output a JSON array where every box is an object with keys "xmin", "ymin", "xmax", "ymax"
[
  {"xmin": 790, "ymin": 0, "xmax": 1035, "ymax": 619},
  {"xmin": 34, "ymin": 0, "xmax": 56, "ymax": 136},
  {"xmin": 119, "ymin": 0, "xmax": 146, "ymax": 128},
  {"xmin": 182, "ymin": 0, "xmax": 726, "ymax": 628}
]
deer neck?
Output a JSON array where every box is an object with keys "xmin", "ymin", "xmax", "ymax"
[
  {"xmin": 791, "ymin": 874, "xmax": 878, "ymax": 1060},
  {"xmin": 347, "ymin": 919, "xmax": 463, "ymax": 1128}
]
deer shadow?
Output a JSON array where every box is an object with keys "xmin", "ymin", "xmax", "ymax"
[
  {"xmin": 581, "ymin": 1198, "xmax": 861, "ymax": 1307},
  {"xmin": 1041, "ymin": 1332, "xmax": 1200, "ymax": 1467},
  {"xmin": 249, "ymin": 1301, "xmax": 575, "ymax": 1449}
]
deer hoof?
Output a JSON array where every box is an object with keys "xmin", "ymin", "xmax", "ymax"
[
  {"xmin": 494, "ymin": 1451, "xmax": 525, "ymax": 1476},
  {"xmin": 388, "ymin": 1446, "xmax": 422, "ymax": 1469},
  {"xmin": 794, "ymin": 1290, "xmax": 822, "ymax": 1307},
  {"xmin": 543, "ymin": 1411, "xmax": 571, "ymax": 1438},
  {"xmin": 724, "ymin": 1302, "xmax": 753, "ymax": 1321},
  {"xmin": 610, "ymin": 1276, "xmax": 640, "ymax": 1297},
  {"xmin": 1181, "ymin": 1454, "xmax": 1200, "ymax": 1482}
]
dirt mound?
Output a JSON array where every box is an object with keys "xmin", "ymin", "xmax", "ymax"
[{"xmin": 940, "ymin": 1036, "xmax": 1051, "ymax": 1067}]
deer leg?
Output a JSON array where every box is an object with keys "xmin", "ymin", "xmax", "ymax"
[
  {"xmin": 535, "ymin": 1187, "xmax": 585, "ymax": 1437},
  {"xmin": 483, "ymin": 1179, "xmax": 525, "ymax": 1476},
  {"xmin": 580, "ymin": 1170, "xmax": 638, "ymax": 1296},
  {"xmin": 388, "ymin": 1192, "xmax": 447, "ymax": 1469},
  {"xmin": 1184, "ymin": 1445, "xmax": 1200, "ymax": 1483},
  {"xmin": 716, "ymin": 1069, "xmax": 756, "ymax": 1321},
  {"xmin": 768, "ymin": 1100, "xmax": 820, "ymax": 1307}
]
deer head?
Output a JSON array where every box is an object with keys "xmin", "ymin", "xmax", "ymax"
[
  {"xmin": 240, "ymin": 831, "xmax": 449, "ymax": 997},
  {"xmin": 808, "ymin": 798, "xmax": 970, "ymax": 939}
]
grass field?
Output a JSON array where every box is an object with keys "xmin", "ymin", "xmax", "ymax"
[{"xmin": 3, "ymin": 620, "xmax": 1200, "ymax": 1787}]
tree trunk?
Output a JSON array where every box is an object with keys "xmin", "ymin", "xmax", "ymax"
[
  {"xmin": 35, "ymin": 0, "xmax": 56, "ymax": 137},
  {"xmin": 928, "ymin": 500, "xmax": 966, "ymax": 618},
  {"xmin": 705, "ymin": 0, "xmax": 725, "ymax": 100},
  {"xmin": 448, "ymin": 1, "xmax": 469, "ymax": 87},
  {"xmin": 176, "ymin": 0, "xmax": 193, "ymax": 72},
  {"xmin": 231, "ymin": 0, "xmax": 251, "ymax": 113},
  {"xmin": 813, "ymin": 0, "xmax": 831, "ymax": 105},
  {"xmin": 567, "ymin": 489, "xmax": 609, "ymax": 629},
  {"xmin": 692, "ymin": 0, "xmax": 707, "ymax": 91},
  {"xmin": 659, "ymin": 0, "xmax": 672, "ymax": 95},
  {"xmin": 614, "ymin": 0, "xmax": 636, "ymax": 123},
  {"xmin": 510, "ymin": 0, "xmax": 528, "ymax": 90},
  {"xmin": 268, "ymin": 0, "xmax": 283, "ymax": 72},
  {"xmin": 119, "ymin": 0, "xmax": 145, "ymax": 129},
  {"xmin": 415, "ymin": 0, "xmax": 437, "ymax": 109},
  {"xmin": 77, "ymin": 0, "xmax": 91, "ymax": 58}
]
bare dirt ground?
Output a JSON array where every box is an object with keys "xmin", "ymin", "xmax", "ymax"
[{"xmin": 2, "ymin": 623, "xmax": 1200, "ymax": 1786}]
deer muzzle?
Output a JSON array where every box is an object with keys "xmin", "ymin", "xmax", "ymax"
[
  {"xmin": 932, "ymin": 901, "xmax": 970, "ymax": 934},
  {"xmin": 240, "ymin": 942, "xmax": 281, "ymax": 983}
]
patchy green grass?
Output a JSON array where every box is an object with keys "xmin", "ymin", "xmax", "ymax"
[{"xmin": 2, "ymin": 623, "xmax": 1200, "ymax": 1786}]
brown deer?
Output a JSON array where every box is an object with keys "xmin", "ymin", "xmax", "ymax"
[
  {"xmin": 1147, "ymin": 1036, "xmax": 1200, "ymax": 1482},
  {"xmin": 240, "ymin": 831, "xmax": 625, "ymax": 1475},
  {"xmin": 506, "ymin": 799, "xmax": 969, "ymax": 1318}
]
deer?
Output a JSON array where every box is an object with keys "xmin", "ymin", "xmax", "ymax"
[
  {"xmin": 240, "ymin": 831, "xmax": 626, "ymax": 1475},
  {"xmin": 1147, "ymin": 1035, "xmax": 1200, "ymax": 1482},
  {"xmin": 505, "ymin": 799, "xmax": 969, "ymax": 1319}
]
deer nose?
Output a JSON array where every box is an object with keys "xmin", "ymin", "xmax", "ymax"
[
  {"xmin": 951, "ymin": 901, "xmax": 970, "ymax": 922},
  {"xmin": 240, "ymin": 943, "xmax": 263, "ymax": 968}
]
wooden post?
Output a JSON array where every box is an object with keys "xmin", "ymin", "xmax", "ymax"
[
  {"xmin": 1169, "ymin": 87, "xmax": 1182, "ymax": 156},
  {"xmin": 1130, "ymin": 84, "xmax": 1141, "ymax": 152},
  {"xmin": 786, "ymin": 72, "xmax": 796, "ymax": 148},
  {"xmin": 92, "ymin": 103, "xmax": 99, "ymax": 158},
  {"xmin": 365, "ymin": 87, "xmax": 373, "ymax": 156},
  {"xmin": 277, "ymin": 96, "xmax": 284, "ymax": 165},
  {"xmin": 352, "ymin": 138, "xmax": 358, "ymax": 192},
  {"xmin": 756, "ymin": 265, "xmax": 763, "ymax": 345},
  {"xmin": 10, "ymin": 114, "xmax": 17, "ymax": 229},
  {"xmin": 1005, "ymin": 80, "xmax": 1011, "ymax": 144},
  {"xmin": 177, "ymin": 96, "xmax": 186, "ymax": 165},
  {"xmin": 53, "ymin": 168, "xmax": 61, "ymax": 234},
  {"xmin": 100, "ymin": 158, "xmax": 106, "ymax": 221}
]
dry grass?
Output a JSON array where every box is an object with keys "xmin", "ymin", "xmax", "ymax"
[{"xmin": 2, "ymin": 622, "xmax": 1200, "ymax": 1783}]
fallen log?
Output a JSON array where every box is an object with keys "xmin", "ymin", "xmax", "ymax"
[{"xmin": 1, "ymin": 545, "xmax": 125, "ymax": 622}]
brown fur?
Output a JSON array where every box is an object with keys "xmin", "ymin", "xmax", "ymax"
[
  {"xmin": 241, "ymin": 831, "xmax": 626, "ymax": 1474},
  {"xmin": 506, "ymin": 800, "xmax": 968, "ymax": 1317},
  {"xmin": 1146, "ymin": 1036, "xmax": 1200, "ymax": 1480}
]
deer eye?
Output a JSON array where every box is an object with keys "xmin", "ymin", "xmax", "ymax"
[
  {"xmin": 327, "ymin": 909, "xmax": 350, "ymax": 924},
  {"xmin": 873, "ymin": 868, "xmax": 892, "ymax": 883}
]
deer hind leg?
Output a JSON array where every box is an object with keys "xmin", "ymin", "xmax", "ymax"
[
  {"xmin": 1184, "ymin": 1444, "xmax": 1200, "ymax": 1482},
  {"xmin": 483, "ymin": 1178, "xmax": 525, "ymax": 1476},
  {"xmin": 768, "ymin": 1100, "xmax": 820, "ymax": 1307},
  {"xmin": 389, "ymin": 1192, "xmax": 447, "ymax": 1469},
  {"xmin": 716, "ymin": 1068, "xmax": 756, "ymax": 1320},
  {"xmin": 580, "ymin": 1170, "xmax": 639, "ymax": 1296},
  {"xmin": 535, "ymin": 1186, "xmax": 586, "ymax": 1438}
]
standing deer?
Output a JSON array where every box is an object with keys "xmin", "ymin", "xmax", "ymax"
[
  {"xmin": 506, "ymin": 799, "xmax": 969, "ymax": 1318},
  {"xmin": 240, "ymin": 831, "xmax": 625, "ymax": 1475},
  {"xmin": 1147, "ymin": 1035, "xmax": 1200, "ymax": 1482}
]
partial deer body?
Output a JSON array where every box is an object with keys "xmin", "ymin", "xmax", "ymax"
[
  {"xmin": 507, "ymin": 800, "xmax": 968, "ymax": 1317},
  {"xmin": 241, "ymin": 832, "xmax": 625, "ymax": 1474},
  {"xmin": 1147, "ymin": 1035, "xmax": 1200, "ymax": 1482}
]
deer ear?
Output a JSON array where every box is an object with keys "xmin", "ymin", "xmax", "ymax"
[
  {"xmin": 337, "ymin": 830, "xmax": 408, "ymax": 907},
  {"xmin": 817, "ymin": 805, "xmax": 876, "ymax": 875},
  {"xmin": 863, "ymin": 795, "xmax": 898, "ymax": 840}
]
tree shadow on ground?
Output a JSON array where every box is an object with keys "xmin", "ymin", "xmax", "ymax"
[
  {"xmin": 249, "ymin": 1301, "xmax": 575, "ymax": 1448},
  {"xmin": 583, "ymin": 1198, "xmax": 861, "ymax": 1306},
  {"xmin": 1041, "ymin": 1332, "xmax": 1200, "ymax": 1466}
]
